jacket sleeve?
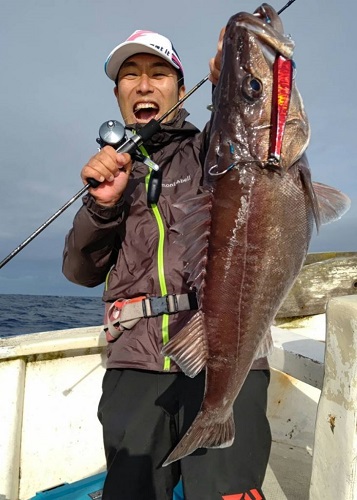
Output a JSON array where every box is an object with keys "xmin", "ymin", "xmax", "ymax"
[{"xmin": 62, "ymin": 194, "xmax": 125, "ymax": 287}]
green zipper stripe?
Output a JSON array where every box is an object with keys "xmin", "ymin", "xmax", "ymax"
[
  {"xmin": 152, "ymin": 203, "xmax": 168, "ymax": 295},
  {"xmin": 105, "ymin": 270, "xmax": 110, "ymax": 292},
  {"xmin": 143, "ymin": 154, "xmax": 171, "ymax": 371},
  {"xmin": 104, "ymin": 264, "xmax": 115, "ymax": 292}
]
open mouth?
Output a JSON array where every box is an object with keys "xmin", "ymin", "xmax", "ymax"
[{"xmin": 134, "ymin": 102, "xmax": 159, "ymax": 122}]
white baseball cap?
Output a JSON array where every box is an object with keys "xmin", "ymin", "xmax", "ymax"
[{"xmin": 104, "ymin": 30, "xmax": 184, "ymax": 83}]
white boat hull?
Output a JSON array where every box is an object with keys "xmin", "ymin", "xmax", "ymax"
[{"xmin": 1, "ymin": 295, "xmax": 357, "ymax": 499}]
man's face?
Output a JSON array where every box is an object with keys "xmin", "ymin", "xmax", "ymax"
[{"xmin": 114, "ymin": 53, "xmax": 185, "ymax": 125}]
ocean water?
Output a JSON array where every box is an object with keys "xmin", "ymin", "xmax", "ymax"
[{"xmin": 0, "ymin": 294, "xmax": 104, "ymax": 338}]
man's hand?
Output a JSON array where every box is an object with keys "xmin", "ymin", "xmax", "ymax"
[
  {"xmin": 209, "ymin": 27, "xmax": 225, "ymax": 86},
  {"xmin": 81, "ymin": 147, "xmax": 132, "ymax": 207}
]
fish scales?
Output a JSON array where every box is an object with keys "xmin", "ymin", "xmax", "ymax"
[
  {"xmin": 162, "ymin": 3, "xmax": 350, "ymax": 466},
  {"xmin": 201, "ymin": 163, "xmax": 314, "ymax": 397}
]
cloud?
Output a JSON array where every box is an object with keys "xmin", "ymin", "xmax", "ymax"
[{"xmin": 1, "ymin": 0, "xmax": 356, "ymax": 297}]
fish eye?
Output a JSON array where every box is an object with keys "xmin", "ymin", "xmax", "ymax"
[{"xmin": 242, "ymin": 76, "xmax": 263, "ymax": 102}]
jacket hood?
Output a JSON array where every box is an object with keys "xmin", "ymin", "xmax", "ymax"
[{"xmin": 126, "ymin": 109, "xmax": 200, "ymax": 154}]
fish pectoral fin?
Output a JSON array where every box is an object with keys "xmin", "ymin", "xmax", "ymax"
[
  {"xmin": 254, "ymin": 329, "xmax": 274, "ymax": 360},
  {"xmin": 313, "ymin": 181, "xmax": 351, "ymax": 225},
  {"xmin": 161, "ymin": 311, "xmax": 208, "ymax": 378},
  {"xmin": 171, "ymin": 191, "xmax": 212, "ymax": 292},
  {"xmin": 162, "ymin": 410, "xmax": 235, "ymax": 466}
]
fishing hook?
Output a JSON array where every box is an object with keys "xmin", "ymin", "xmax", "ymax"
[
  {"xmin": 208, "ymin": 159, "xmax": 271, "ymax": 177},
  {"xmin": 208, "ymin": 163, "xmax": 238, "ymax": 176}
]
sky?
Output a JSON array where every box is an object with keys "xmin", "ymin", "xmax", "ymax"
[{"xmin": 0, "ymin": 0, "xmax": 356, "ymax": 297}]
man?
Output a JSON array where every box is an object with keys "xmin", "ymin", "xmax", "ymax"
[{"xmin": 63, "ymin": 30, "xmax": 271, "ymax": 500}]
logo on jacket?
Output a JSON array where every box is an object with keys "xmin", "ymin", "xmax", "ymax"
[{"xmin": 162, "ymin": 175, "xmax": 191, "ymax": 188}]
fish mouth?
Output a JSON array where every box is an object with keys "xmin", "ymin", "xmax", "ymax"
[
  {"xmin": 133, "ymin": 102, "xmax": 159, "ymax": 123},
  {"xmin": 232, "ymin": 5, "xmax": 295, "ymax": 59},
  {"xmin": 253, "ymin": 3, "xmax": 281, "ymax": 27}
]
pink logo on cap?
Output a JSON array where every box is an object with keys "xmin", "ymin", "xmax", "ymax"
[
  {"xmin": 172, "ymin": 53, "xmax": 181, "ymax": 69},
  {"xmin": 126, "ymin": 30, "xmax": 154, "ymax": 42}
]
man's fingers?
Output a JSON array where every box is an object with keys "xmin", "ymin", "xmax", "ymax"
[
  {"xmin": 116, "ymin": 153, "xmax": 132, "ymax": 170},
  {"xmin": 209, "ymin": 27, "xmax": 226, "ymax": 85},
  {"xmin": 81, "ymin": 146, "xmax": 123, "ymax": 183},
  {"xmin": 218, "ymin": 27, "xmax": 225, "ymax": 44}
]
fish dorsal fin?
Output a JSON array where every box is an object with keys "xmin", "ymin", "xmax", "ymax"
[
  {"xmin": 161, "ymin": 311, "xmax": 208, "ymax": 378},
  {"xmin": 312, "ymin": 181, "xmax": 351, "ymax": 225},
  {"xmin": 296, "ymin": 155, "xmax": 322, "ymax": 230},
  {"xmin": 171, "ymin": 192, "xmax": 212, "ymax": 293},
  {"xmin": 296, "ymin": 156, "xmax": 350, "ymax": 230}
]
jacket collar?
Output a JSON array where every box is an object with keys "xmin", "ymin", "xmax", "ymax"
[{"xmin": 126, "ymin": 109, "xmax": 200, "ymax": 154}]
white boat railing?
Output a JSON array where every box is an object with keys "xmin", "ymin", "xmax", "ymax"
[
  {"xmin": 0, "ymin": 326, "xmax": 108, "ymax": 500},
  {"xmin": 272, "ymin": 295, "xmax": 357, "ymax": 499},
  {"xmin": 0, "ymin": 295, "xmax": 356, "ymax": 500},
  {"xmin": 309, "ymin": 296, "xmax": 357, "ymax": 499}
]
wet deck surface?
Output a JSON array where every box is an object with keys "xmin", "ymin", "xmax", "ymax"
[{"xmin": 263, "ymin": 441, "xmax": 312, "ymax": 499}]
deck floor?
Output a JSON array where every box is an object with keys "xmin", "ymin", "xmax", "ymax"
[{"xmin": 263, "ymin": 441, "xmax": 313, "ymax": 499}]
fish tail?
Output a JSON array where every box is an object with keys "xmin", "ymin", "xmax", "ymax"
[{"xmin": 162, "ymin": 410, "xmax": 235, "ymax": 466}]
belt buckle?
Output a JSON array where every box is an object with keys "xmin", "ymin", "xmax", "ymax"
[
  {"xmin": 143, "ymin": 294, "xmax": 178, "ymax": 317},
  {"xmin": 148, "ymin": 296, "xmax": 169, "ymax": 316}
]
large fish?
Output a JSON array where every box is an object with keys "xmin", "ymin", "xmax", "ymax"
[{"xmin": 162, "ymin": 3, "xmax": 350, "ymax": 465}]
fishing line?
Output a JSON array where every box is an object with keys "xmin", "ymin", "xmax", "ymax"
[{"xmin": 0, "ymin": 2, "xmax": 297, "ymax": 269}]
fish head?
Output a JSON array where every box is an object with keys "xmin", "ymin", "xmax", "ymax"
[{"xmin": 207, "ymin": 3, "xmax": 310, "ymax": 178}]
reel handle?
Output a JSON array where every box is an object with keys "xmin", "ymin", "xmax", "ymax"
[
  {"xmin": 87, "ymin": 118, "xmax": 161, "ymax": 188},
  {"xmin": 88, "ymin": 120, "xmax": 127, "ymax": 187}
]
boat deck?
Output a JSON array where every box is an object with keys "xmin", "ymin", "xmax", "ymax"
[{"xmin": 264, "ymin": 441, "xmax": 312, "ymax": 499}]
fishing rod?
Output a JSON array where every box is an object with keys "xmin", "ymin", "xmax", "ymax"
[
  {"xmin": 0, "ymin": 75, "xmax": 209, "ymax": 270},
  {"xmin": 278, "ymin": 0, "xmax": 296, "ymax": 15},
  {"xmin": 0, "ymin": 0, "xmax": 296, "ymax": 270}
]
